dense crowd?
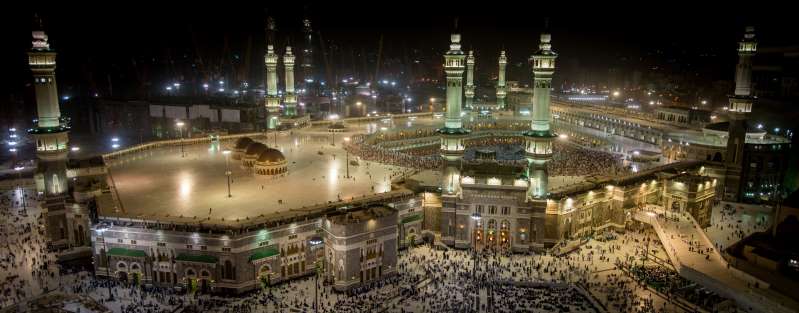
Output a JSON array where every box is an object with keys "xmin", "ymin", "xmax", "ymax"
[
  {"xmin": 0, "ymin": 187, "xmax": 59, "ymax": 309},
  {"xmin": 348, "ymin": 132, "xmax": 630, "ymax": 178}
]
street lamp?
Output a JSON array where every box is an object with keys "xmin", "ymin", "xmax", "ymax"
[
  {"xmin": 96, "ymin": 223, "xmax": 114, "ymax": 301},
  {"xmin": 223, "ymin": 150, "xmax": 232, "ymax": 198},
  {"xmin": 344, "ymin": 137, "xmax": 351, "ymax": 178},
  {"xmin": 176, "ymin": 121, "xmax": 185, "ymax": 157},
  {"xmin": 308, "ymin": 240, "xmax": 323, "ymax": 313}
]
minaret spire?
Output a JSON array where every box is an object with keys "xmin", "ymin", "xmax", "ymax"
[
  {"xmin": 28, "ymin": 14, "xmax": 70, "ymax": 201},
  {"xmin": 496, "ymin": 50, "xmax": 507, "ymax": 110},
  {"xmin": 724, "ymin": 26, "xmax": 757, "ymax": 201},
  {"xmin": 523, "ymin": 24, "xmax": 558, "ymax": 199},
  {"xmin": 283, "ymin": 44, "xmax": 297, "ymax": 117},
  {"xmin": 438, "ymin": 29, "xmax": 470, "ymax": 196},
  {"xmin": 264, "ymin": 16, "xmax": 280, "ymax": 129},
  {"xmin": 465, "ymin": 50, "xmax": 475, "ymax": 110}
]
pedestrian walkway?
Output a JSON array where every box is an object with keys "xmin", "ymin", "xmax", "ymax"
[{"xmin": 634, "ymin": 207, "xmax": 798, "ymax": 313}]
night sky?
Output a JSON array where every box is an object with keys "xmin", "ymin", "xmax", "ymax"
[{"xmin": 1, "ymin": 4, "xmax": 796, "ymax": 97}]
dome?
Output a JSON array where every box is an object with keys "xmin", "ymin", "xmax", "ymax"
[
  {"xmin": 234, "ymin": 137, "xmax": 254, "ymax": 149},
  {"xmin": 245, "ymin": 142, "xmax": 267, "ymax": 156},
  {"xmin": 257, "ymin": 148, "xmax": 286, "ymax": 163}
]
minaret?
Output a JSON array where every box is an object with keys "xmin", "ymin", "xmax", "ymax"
[
  {"xmin": 265, "ymin": 44, "xmax": 280, "ymax": 129},
  {"xmin": 438, "ymin": 32, "xmax": 470, "ymax": 195},
  {"xmin": 496, "ymin": 50, "xmax": 507, "ymax": 110},
  {"xmin": 29, "ymin": 16, "xmax": 72, "ymax": 248},
  {"xmin": 283, "ymin": 46, "xmax": 298, "ymax": 117},
  {"xmin": 464, "ymin": 50, "xmax": 475, "ymax": 110},
  {"xmin": 724, "ymin": 27, "xmax": 757, "ymax": 201},
  {"xmin": 524, "ymin": 31, "xmax": 557, "ymax": 199}
]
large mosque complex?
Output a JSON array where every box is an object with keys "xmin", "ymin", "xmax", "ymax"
[{"xmin": 17, "ymin": 16, "xmax": 795, "ymax": 311}]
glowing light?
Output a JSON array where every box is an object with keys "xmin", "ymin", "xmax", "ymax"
[
  {"xmin": 558, "ymin": 134, "xmax": 568, "ymax": 139},
  {"xmin": 71, "ymin": 147, "xmax": 80, "ymax": 152},
  {"xmin": 111, "ymin": 137, "xmax": 119, "ymax": 142},
  {"xmin": 111, "ymin": 143, "xmax": 120, "ymax": 149}
]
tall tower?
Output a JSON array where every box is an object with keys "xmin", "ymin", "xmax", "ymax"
[
  {"xmin": 496, "ymin": 50, "xmax": 507, "ymax": 110},
  {"xmin": 438, "ymin": 33, "xmax": 470, "ymax": 195},
  {"xmin": 724, "ymin": 27, "xmax": 757, "ymax": 201},
  {"xmin": 464, "ymin": 50, "xmax": 475, "ymax": 110},
  {"xmin": 301, "ymin": 18, "xmax": 315, "ymax": 88},
  {"xmin": 283, "ymin": 46, "xmax": 298, "ymax": 117},
  {"xmin": 28, "ymin": 17, "xmax": 71, "ymax": 247},
  {"xmin": 524, "ymin": 31, "xmax": 557, "ymax": 199},
  {"xmin": 265, "ymin": 44, "xmax": 280, "ymax": 129}
]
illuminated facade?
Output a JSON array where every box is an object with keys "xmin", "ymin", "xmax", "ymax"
[{"xmin": 91, "ymin": 200, "xmax": 406, "ymax": 293}]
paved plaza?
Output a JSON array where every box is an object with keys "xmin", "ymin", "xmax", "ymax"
[{"xmin": 106, "ymin": 130, "xmax": 407, "ymax": 222}]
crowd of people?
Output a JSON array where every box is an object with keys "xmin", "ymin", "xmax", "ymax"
[
  {"xmin": 549, "ymin": 143, "xmax": 629, "ymax": 177},
  {"xmin": 0, "ymin": 186, "xmax": 60, "ymax": 310},
  {"xmin": 348, "ymin": 132, "xmax": 630, "ymax": 179}
]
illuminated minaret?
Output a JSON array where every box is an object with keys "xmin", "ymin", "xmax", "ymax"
[
  {"xmin": 524, "ymin": 31, "xmax": 557, "ymax": 199},
  {"xmin": 464, "ymin": 50, "xmax": 475, "ymax": 110},
  {"xmin": 28, "ymin": 18, "xmax": 69, "ymax": 198},
  {"xmin": 496, "ymin": 50, "xmax": 507, "ymax": 110},
  {"xmin": 29, "ymin": 17, "xmax": 74, "ymax": 250},
  {"xmin": 283, "ymin": 46, "xmax": 297, "ymax": 117},
  {"xmin": 265, "ymin": 44, "xmax": 280, "ymax": 129},
  {"xmin": 438, "ymin": 32, "xmax": 469, "ymax": 195},
  {"xmin": 724, "ymin": 27, "xmax": 757, "ymax": 201}
]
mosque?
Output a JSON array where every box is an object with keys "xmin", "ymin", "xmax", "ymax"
[{"xmin": 18, "ymin": 17, "xmax": 789, "ymax": 296}]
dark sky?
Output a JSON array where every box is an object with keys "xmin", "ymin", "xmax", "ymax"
[{"xmin": 1, "ymin": 4, "xmax": 796, "ymax": 96}]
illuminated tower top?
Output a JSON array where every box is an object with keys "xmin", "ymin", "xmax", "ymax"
[
  {"xmin": 465, "ymin": 50, "xmax": 474, "ymax": 102},
  {"xmin": 734, "ymin": 27, "xmax": 757, "ymax": 99},
  {"xmin": 265, "ymin": 45, "xmax": 279, "ymax": 97},
  {"xmin": 443, "ymin": 33, "xmax": 466, "ymax": 130},
  {"xmin": 28, "ymin": 17, "xmax": 62, "ymax": 129},
  {"xmin": 497, "ymin": 50, "xmax": 507, "ymax": 87},
  {"xmin": 284, "ymin": 46, "xmax": 296, "ymax": 94},
  {"xmin": 496, "ymin": 50, "xmax": 508, "ymax": 109},
  {"xmin": 529, "ymin": 32, "xmax": 557, "ymax": 133}
]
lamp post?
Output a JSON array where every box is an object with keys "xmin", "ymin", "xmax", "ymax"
[
  {"xmin": 176, "ymin": 121, "xmax": 185, "ymax": 157},
  {"xmin": 471, "ymin": 212, "xmax": 482, "ymax": 311},
  {"xmin": 96, "ymin": 223, "xmax": 114, "ymax": 301},
  {"xmin": 344, "ymin": 137, "xmax": 350, "ymax": 178},
  {"xmin": 223, "ymin": 150, "xmax": 232, "ymax": 197},
  {"xmin": 308, "ymin": 239, "xmax": 323, "ymax": 313}
]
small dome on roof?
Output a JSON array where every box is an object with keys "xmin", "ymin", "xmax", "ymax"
[
  {"xmin": 245, "ymin": 142, "xmax": 267, "ymax": 155},
  {"xmin": 235, "ymin": 137, "xmax": 254, "ymax": 149},
  {"xmin": 257, "ymin": 148, "xmax": 286, "ymax": 163}
]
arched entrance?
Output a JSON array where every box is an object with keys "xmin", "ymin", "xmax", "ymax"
[
  {"xmin": 118, "ymin": 271, "xmax": 129, "ymax": 282},
  {"xmin": 257, "ymin": 265, "xmax": 273, "ymax": 289},
  {"xmin": 406, "ymin": 228, "xmax": 417, "ymax": 247}
]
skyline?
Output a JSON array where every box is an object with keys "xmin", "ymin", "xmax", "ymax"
[{"xmin": 2, "ymin": 7, "xmax": 798, "ymax": 97}]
